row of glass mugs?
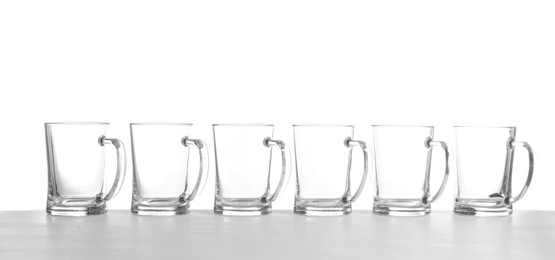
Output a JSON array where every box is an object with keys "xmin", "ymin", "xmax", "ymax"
[{"xmin": 45, "ymin": 123, "xmax": 534, "ymax": 217}]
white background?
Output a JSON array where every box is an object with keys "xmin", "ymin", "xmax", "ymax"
[{"xmin": 0, "ymin": 0, "xmax": 554, "ymax": 212}]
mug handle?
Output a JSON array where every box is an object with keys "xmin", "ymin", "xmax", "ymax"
[
  {"xmin": 509, "ymin": 141, "xmax": 534, "ymax": 203},
  {"xmin": 181, "ymin": 137, "xmax": 209, "ymax": 201},
  {"xmin": 345, "ymin": 138, "xmax": 369, "ymax": 202},
  {"xmin": 98, "ymin": 136, "xmax": 127, "ymax": 202},
  {"xmin": 263, "ymin": 137, "xmax": 291, "ymax": 202},
  {"xmin": 426, "ymin": 138, "xmax": 450, "ymax": 203}
]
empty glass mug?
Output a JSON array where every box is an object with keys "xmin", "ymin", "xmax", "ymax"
[
  {"xmin": 454, "ymin": 126, "xmax": 533, "ymax": 216},
  {"xmin": 372, "ymin": 125, "xmax": 449, "ymax": 216},
  {"xmin": 293, "ymin": 124, "xmax": 368, "ymax": 216},
  {"xmin": 130, "ymin": 123, "xmax": 209, "ymax": 215},
  {"xmin": 45, "ymin": 122, "xmax": 126, "ymax": 216},
  {"xmin": 213, "ymin": 124, "xmax": 291, "ymax": 215}
]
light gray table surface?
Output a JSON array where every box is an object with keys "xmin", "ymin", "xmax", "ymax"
[{"xmin": 1, "ymin": 210, "xmax": 554, "ymax": 259}]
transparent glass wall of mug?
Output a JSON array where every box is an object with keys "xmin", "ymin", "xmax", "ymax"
[
  {"xmin": 293, "ymin": 124, "xmax": 368, "ymax": 216},
  {"xmin": 213, "ymin": 124, "xmax": 290, "ymax": 216},
  {"xmin": 130, "ymin": 123, "xmax": 208, "ymax": 215},
  {"xmin": 372, "ymin": 125, "xmax": 449, "ymax": 216},
  {"xmin": 45, "ymin": 122, "xmax": 126, "ymax": 216},
  {"xmin": 454, "ymin": 126, "xmax": 533, "ymax": 216}
]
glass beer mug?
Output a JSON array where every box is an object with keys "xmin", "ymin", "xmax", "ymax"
[
  {"xmin": 293, "ymin": 124, "xmax": 368, "ymax": 216},
  {"xmin": 213, "ymin": 124, "xmax": 291, "ymax": 216},
  {"xmin": 372, "ymin": 125, "xmax": 449, "ymax": 216},
  {"xmin": 454, "ymin": 126, "xmax": 534, "ymax": 216},
  {"xmin": 45, "ymin": 122, "xmax": 126, "ymax": 216},
  {"xmin": 130, "ymin": 123, "xmax": 209, "ymax": 215}
]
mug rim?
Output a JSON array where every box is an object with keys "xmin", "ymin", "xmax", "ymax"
[
  {"xmin": 213, "ymin": 123, "xmax": 274, "ymax": 127},
  {"xmin": 372, "ymin": 124, "xmax": 434, "ymax": 128},
  {"xmin": 454, "ymin": 125, "xmax": 516, "ymax": 129},
  {"xmin": 130, "ymin": 122, "xmax": 193, "ymax": 126},
  {"xmin": 293, "ymin": 123, "xmax": 354, "ymax": 127},
  {"xmin": 45, "ymin": 122, "xmax": 109, "ymax": 125}
]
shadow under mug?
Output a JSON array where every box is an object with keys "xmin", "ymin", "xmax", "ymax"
[
  {"xmin": 454, "ymin": 126, "xmax": 534, "ymax": 216},
  {"xmin": 130, "ymin": 123, "xmax": 209, "ymax": 215},
  {"xmin": 213, "ymin": 124, "xmax": 291, "ymax": 216},
  {"xmin": 372, "ymin": 125, "xmax": 449, "ymax": 216},
  {"xmin": 293, "ymin": 124, "xmax": 368, "ymax": 216},
  {"xmin": 45, "ymin": 122, "xmax": 126, "ymax": 216}
]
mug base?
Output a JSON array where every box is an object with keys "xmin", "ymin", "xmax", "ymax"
[
  {"xmin": 214, "ymin": 206, "xmax": 271, "ymax": 216},
  {"xmin": 454, "ymin": 198, "xmax": 513, "ymax": 216},
  {"xmin": 454, "ymin": 205, "xmax": 512, "ymax": 216},
  {"xmin": 47, "ymin": 205, "xmax": 107, "ymax": 216},
  {"xmin": 47, "ymin": 197, "xmax": 107, "ymax": 216},
  {"xmin": 132, "ymin": 198, "xmax": 191, "ymax": 216},
  {"xmin": 294, "ymin": 199, "xmax": 351, "ymax": 216},
  {"xmin": 214, "ymin": 198, "xmax": 271, "ymax": 216},
  {"xmin": 373, "ymin": 199, "xmax": 430, "ymax": 216},
  {"xmin": 132, "ymin": 206, "xmax": 190, "ymax": 216}
]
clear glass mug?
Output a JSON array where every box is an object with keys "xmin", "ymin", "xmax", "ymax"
[
  {"xmin": 372, "ymin": 125, "xmax": 449, "ymax": 216},
  {"xmin": 45, "ymin": 122, "xmax": 126, "ymax": 216},
  {"xmin": 454, "ymin": 126, "xmax": 534, "ymax": 216},
  {"xmin": 293, "ymin": 124, "xmax": 368, "ymax": 216},
  {"xmin": 130, "ymin": 123, "xmax": 209, "ymax": 215},
  {"xmin": 213, "ymin": 124, "xmax": 291, "ymax": 216}
]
